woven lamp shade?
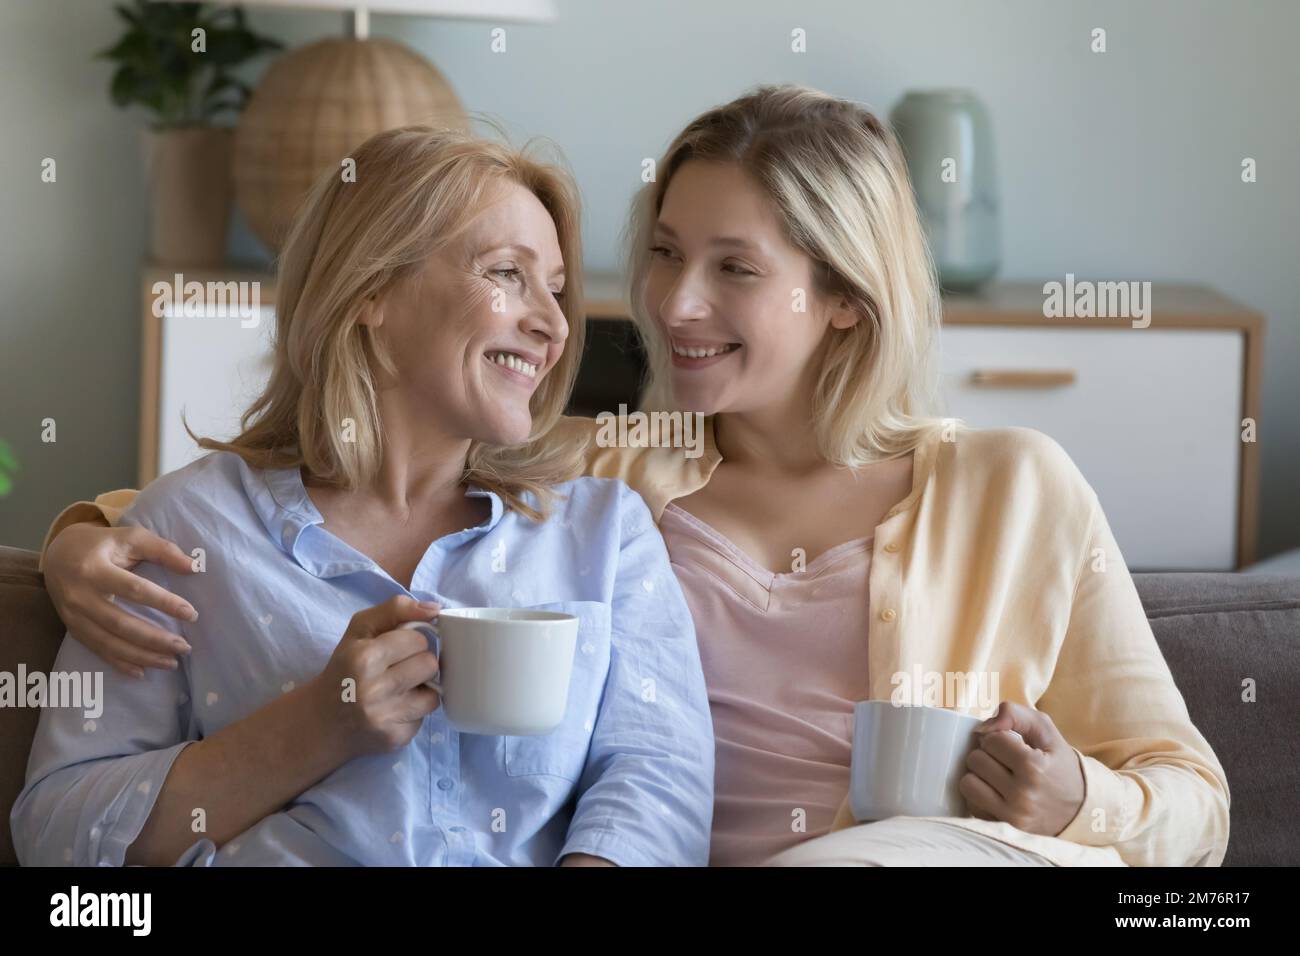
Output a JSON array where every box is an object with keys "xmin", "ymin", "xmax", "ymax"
[{"xmin": 233, "ymin": 37, "xmax": 469, "ymax": 251}]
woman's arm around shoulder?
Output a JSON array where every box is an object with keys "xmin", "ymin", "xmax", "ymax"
[{"xmin": 39, "ymin": 489, "xmax": 141, "ymax": 568}]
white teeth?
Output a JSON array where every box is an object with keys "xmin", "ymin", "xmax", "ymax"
[
  {"xmin": 672, "ymin": 343, "xmax": 736, "ymax": 359},
  {"xmin": 488, "ymin": 351, "xmax": 537, "ymax": 378}
]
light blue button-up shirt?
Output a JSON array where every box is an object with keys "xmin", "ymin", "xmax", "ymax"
[{"xmin": 12, "ymin": 451, "xmax": 714, "ymax": 866}]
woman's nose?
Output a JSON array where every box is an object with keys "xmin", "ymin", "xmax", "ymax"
[
  {"xmin": 659, "ymin": 275, "xmax": 710, "ymax": 326},
  {"xmin": 524, "ymin": 288, "xmax": 569, "ymax": 345}
]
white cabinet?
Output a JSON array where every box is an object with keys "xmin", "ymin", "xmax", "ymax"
[
  {"xmin": 938, "ymin": 325, "xmax": 1244, "ymax": 570},
  {"xmin": 938, "ymin": 282, "xmax": 1263, "ymax": 571},
  {"xmin": 139, "ymin": 267, "xmax": 277, "ymax": 485},
  {"xmin": 156, "ymin": 304, "xmax": 275, "ymax": 477}
]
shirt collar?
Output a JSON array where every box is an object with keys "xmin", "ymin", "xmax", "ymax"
[
  {"xmin": 882, "ymin": 424, "xmax": 942, "ymax": 521},
  {"xmin": 243, "ymin": 459, "xmax": 504, "ymax": 579}
]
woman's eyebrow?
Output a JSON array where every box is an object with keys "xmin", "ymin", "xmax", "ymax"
[
  {"xmin": 711, "ymin": 236, "xmax": 763, "ymax": 251},
  {"xmin": 480, "ymin": 243, "xmax": 565, "ymax": 279},
  {"xmin": 653, "ymin": 222, "xmax": 763, "ymax": 252}
]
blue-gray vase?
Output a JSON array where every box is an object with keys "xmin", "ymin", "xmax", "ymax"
[{"xmin": 889, "ymin": 89, "xmax": 1000, "ymax": 292}]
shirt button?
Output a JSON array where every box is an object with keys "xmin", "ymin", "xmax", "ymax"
[
  {"xmin": 883, "ymin": 542, "xmax": 900, "ymax": 553},
  {"xmin": 431, "ymin": 732, "xmax": 444, "ymax": 744},
  {"xmin": 437, "ymin": 777, "xmax": 454, "ymax": 791},
  {"xmin": 880, "ymin": 607, "xmax": 897, "ymax": 622}
]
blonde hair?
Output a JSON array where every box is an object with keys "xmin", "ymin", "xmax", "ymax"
[
  {"xmin": 191, "ymin": 124, "xmax": 588, "ymax": 519},
  {"xmin": 624, "ymin": 83, "xmax": 960, "ymax": 464}
]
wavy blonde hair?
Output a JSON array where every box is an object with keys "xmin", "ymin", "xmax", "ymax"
[
  {"xmin": 625, "ymin": 84, "xmax": 959, "ymax": 464},
  {"xmin": 191, "ymin": 124, "xmax": 588, "ymax": 519}
]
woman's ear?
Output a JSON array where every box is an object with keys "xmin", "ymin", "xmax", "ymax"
[
  {"xmin": 357, "ymin": 295, "xmax": 384, "ymax": 328},
  {"xmin": 828, "ymin": 294, "xmax": 862, "ymax": 331}
]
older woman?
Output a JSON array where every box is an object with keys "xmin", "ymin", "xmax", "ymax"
[
  {"xmin": 36, "ymin": 86, "xmax": 1227, "ymax": 868},
  {"xmin": 12, "ymin": 127, "xmax": 714, "ymax": 867}
]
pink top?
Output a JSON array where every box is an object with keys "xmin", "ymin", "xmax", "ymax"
[{"xmin": 658, "ymin": 502, "xmax": 873, "ymax": 866}]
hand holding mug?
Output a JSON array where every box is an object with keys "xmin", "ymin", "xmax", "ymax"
[
  {"xmin": 961, "ymin": 700, "xmax": 1087, "ymax": 837},
  {"xmin": 312, "ymin": 595, "xmax": 443, "ymax": 760}
]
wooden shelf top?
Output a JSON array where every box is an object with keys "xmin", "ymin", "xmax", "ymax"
[
  {"xmin": 143, "ymin": 264, "xmax": 1262, "ymax": 331},
  {"xmin": 942, "ymin": 280, "xmax": 1263, "ymax": 331}
]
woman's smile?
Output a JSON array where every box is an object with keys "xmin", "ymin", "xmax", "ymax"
[
  {"xmin": 483, "ymin": 348, "xmax": 544, "ymax": 387},
  {"xmin": 670, "ymin": 337, "xmax": 742, "ymax": 370}
]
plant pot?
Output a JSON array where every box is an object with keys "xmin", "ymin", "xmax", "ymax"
[{"xmin": 143, "ymin": 126, "xmax": 233, "ymax": 266}]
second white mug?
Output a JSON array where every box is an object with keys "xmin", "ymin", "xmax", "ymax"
[{"xmin": 849, "ymin": 700, "xmax": 983, "ymax": 822}]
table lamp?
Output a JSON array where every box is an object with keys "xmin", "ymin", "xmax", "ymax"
[{"xmin": 158, "ymin": 0, "xmax": 558, "ymax": 251}]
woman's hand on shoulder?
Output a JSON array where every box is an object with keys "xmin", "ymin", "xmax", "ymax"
[{"xmin": 43, "ymin": 522, "xmax": 198, "ymax": 678}]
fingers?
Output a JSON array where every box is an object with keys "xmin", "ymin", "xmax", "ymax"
[
  {"xmin": 975, "ymin": 699, "xmax": 1018, "ymax": 733},
  {"xmin": 977, "ymin": 700, "xmax": 1053, "ymax": 750},
  {"xmin": 66, "ymin": 612, "xmax": 184, "ymax": 673},
  {"xmin": 384, "ymin": 649, "xmax": 441, "ymax": 697},
  {"xmin": 966, "ymin": 746, "xmax": 1016, "ymax": 801},
  {"xmin": 120, "ymin": 527, "xmax": 200, "ymax": 578},
  {"xmin": 74, "ymin": 586, "xmax": 193, "ymax": 656},
  {"xmin": 105, "ymin": 657, "xmax": 146, "ymax": 681},
  {"xmin": 99, "ymin": 563, "xmax": 197, "ymax": 623},
  {"xmin": 345, "ymin": 595, "xmax": 439, "ymax": 642},
  {"xmin": 401, "ymin": 685, "xmax": 443, "ymax": 721},
  {"xmin": 367, "ymin": 625, "xmax": 436, "ymax": 674},
  {"xmin": 976, "ymin": 728, "xmax": 1034, "ymax": 773},
  {"xmin": 960, "ymin": 771, "xmax": 1007, "ymax": 822}
]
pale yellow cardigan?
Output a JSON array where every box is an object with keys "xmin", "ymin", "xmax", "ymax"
[{"xmin": 41, "ymin": 416, "xmax": 1230, "ymax": 867}]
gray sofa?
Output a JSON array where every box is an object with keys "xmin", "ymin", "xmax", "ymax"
[{"xmin": 1, "ymin": 544, "xmax": 1296, "ymax": 866}]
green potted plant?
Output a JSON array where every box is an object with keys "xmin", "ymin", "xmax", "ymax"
[{"xmin": 99, "ymin": 1, "xmax": 282, "ymax": 265}]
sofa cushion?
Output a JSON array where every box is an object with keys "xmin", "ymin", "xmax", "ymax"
[
  {"xmin": 0, "ymin": 546, "xmax": 65, "ymax": 866},
  {"xmin": 1134, "ymin": 572, "xmax": 1300, "ymax": 866}
]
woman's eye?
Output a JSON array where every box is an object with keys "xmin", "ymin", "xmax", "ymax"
[
  {"xmin": 649, "ymin": 245, "xmax": 677, "ymax": 260},
  {"xmin": 722, "ymin": 262, "xmax": 756, "ymax": 276},
  {"xmin": 493, "ymin": 267, "xmax": 523, "ymax": 281},
  {"xmin": 551, "ymin": 290, "xmax": 566, "ymax": 303}
]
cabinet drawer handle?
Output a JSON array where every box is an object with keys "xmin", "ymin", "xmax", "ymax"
[{"xmin": 968, "ymin": 369, "xmax": 1076, "ymax": 388}]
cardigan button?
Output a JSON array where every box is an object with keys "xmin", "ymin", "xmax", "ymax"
[
  {"xmin": 880, "ymin": 607, "xmax": 897, "ymax": 622},
  {"xmin": 883, "ymin": 542, "xmax": 900, "ymax": 553}
]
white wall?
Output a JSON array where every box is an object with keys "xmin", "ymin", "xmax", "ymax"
[
  {"xmin": 0, "ymin": 0, "xmax": 150, "ymax": 551},
  {"xmin": 2, "ymin": 0, "xmax": 1297, "ymax": 557}
]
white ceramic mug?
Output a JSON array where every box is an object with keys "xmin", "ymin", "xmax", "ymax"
[
  {"xmin": 401, "ymin": 608, "xmax": 579, "ymax": 736},
  {"xmin": 849, "ymin": 700, "xmax": 983, "ymax": 822}
]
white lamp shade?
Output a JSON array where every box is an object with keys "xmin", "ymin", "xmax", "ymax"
[{"xmin": 220, "ymin": 0, "xmax": 556, "ymax": 20}]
